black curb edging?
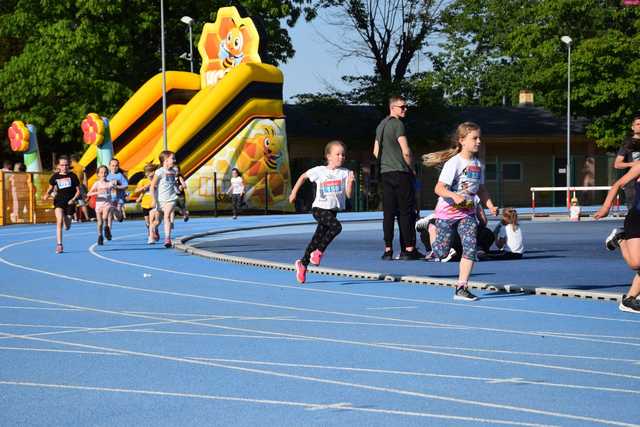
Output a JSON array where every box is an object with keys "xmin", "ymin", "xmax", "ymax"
[{"xmin": 174, "ymin": 220, "xmax": 621, "ymax": 303}]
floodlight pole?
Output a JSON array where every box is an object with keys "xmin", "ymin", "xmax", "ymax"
[
  {"xmin": 181, "ymin": 16, "xmax": 195, "ymax": 73},
  {"xmin": 161, "ymin": 0, "xmax": 168, "ymax": 150},
  {"xmin": 561, "ymin": 36, "xmax": 572, "ymax": 209}
]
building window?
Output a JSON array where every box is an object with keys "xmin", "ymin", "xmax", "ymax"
[
  {"xmin": 484, "ymin": 162, "xmax": 522, "ymax": 181},
  {"xmin": 485, "ymin": 163, "xmax": 497, "ymax": 181},
  {"xmin": 502, "ymin": 163, "xmax": 522, "ymax": 181}
]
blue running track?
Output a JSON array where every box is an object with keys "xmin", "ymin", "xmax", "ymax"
[{"xmin": 0, "ymin": 213, "xmax": 638, "ymax": 427}]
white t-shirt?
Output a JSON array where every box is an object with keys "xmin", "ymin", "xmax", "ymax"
[
  {"xmin": 154, "ymin": 166, "xmax": 178, "ymax": 203},
  {"xmin": 230, "ymin": 176, "xmax": 245, "ymax": 194},
  {"xmin": 498, "ymin": 224, "xmax": 524, "ymax": 254},
  {"xmin": 307, "ymin": 166, "xmax": 350, "ymax": 210},
  {"xmin": 435, "ymin": 154, "xmax": 484, "ymax": 221}
]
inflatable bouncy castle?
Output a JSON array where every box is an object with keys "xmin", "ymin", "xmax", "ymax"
[{"xmin": 78, "ymin": 6, "xmax": 292, "ymax": 212}]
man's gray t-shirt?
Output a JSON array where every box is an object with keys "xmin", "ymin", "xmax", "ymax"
[{"xmin": 376, "ymin": 117, "xmax": 410, "ymax": 174}]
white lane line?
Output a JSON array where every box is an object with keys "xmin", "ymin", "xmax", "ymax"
[
  {"xmin": 3, "ymin": 242, "xmax": 638, "ymax": 351},
  {"xmin": 539, "ymin": 331, "xmax": 640, "ymax": 341},
  {"xmin": 188, "ymin": 357, "xmax": 640, "ymax": 396},
  {"xmin": 487, "ymin": 378, "xmax": 526, "ymax": 385},
  {"xmin": 0, "ymin": 380, "xmax": 556, "ymax": 427},
  {"xmin": 124, "ymin": 311, "xmax": 297, "ymax": 321},
  {"xmin": 366, "ymin": 306, "xmax": 418, "ymax": 311},
  {"xmin": 376, "ymin": 342, "xmax": 640, "ymax": 364},
  {"xmin": 0, "ymin": 346, "xmax": 122, "ymax": 356},
  {"xmin": 2, "ymin": 332, "xmax": 634, "ymax": 427},
  {"xmin": 96, "ymin": 329, "xmax": 311, "ymax": 341},
  {"xmin": 86, "ymin": 237, "xmax": 640, "ymax": 325},
  {"xmin": 306, "ymin": 402, "xmax": 352, "ymax": 411},
  {"xmin": 0, "ymin": 306, "xmax": 81, "ymax": 312},
  {"xmin": 3, "ymin": 292, "xmax": 640, "ymax": 384}
]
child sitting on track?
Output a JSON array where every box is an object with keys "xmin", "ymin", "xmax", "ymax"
[
  {"xmin": 289, "ymin": 140, "xmax": 355, "ymax": 284},
  {"xmin": 422, "ymin": 122, "xmax": 498, "ymax": 301}
]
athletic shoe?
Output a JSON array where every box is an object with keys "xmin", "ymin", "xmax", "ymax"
[
  {"xmin": 104, "ymin": 226, "xmax": 112, "ymax": 241},
  {"xmin": 147, "ymin": 235, "xmax": 155, "ymax": 244},
  {"xmin": 55, "ymin": 243, "xmax": 63, "ymax": 254},
  {"xmin": 310, "ymin": 249, "xmax": 323, "ymax": 266},
  {"xmin": 184, "ymin": 213, "xmax": 189, "ymax": 222},
  {"xmin": 440, "ymin": 248, "xmax": 457, "ymax": 263},
  {"xmin": 294, "ymin": 259, "xmax": 307, "ymax": 284},
  {"xmin": 454, "ymin": 286, "xmax": 478, "ymax": 301},
  {"xmin": 605, "ymin": 227, "xmax": 624, "ymax": 251},
  {"xmin": 164, "ymin": 238, "xmax": 172, "ymax": 248},
  {"xmin": 381, "ymin": 250, "xmax": 393, "ymax": 261},
  {"xmin": 399, "ymin": 249, "xmax": 426, "ymax": 260},
  {"xmin": 97, "ymin": 235, "xmax": 104, "ymax": 246},
  {"xmin": 619, "ymin": 295, "xmax": 640, "ymax": 313},
  {"xmin": 415, "ymin": 216, "xmax": 430, "ymax": 232}
]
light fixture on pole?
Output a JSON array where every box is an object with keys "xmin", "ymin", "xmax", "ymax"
[
  {"xmin": 180, "ymin": 16, "xmax": 194, "ymax": 73},
  {"xmin": 160, "ymin": 0, "xmax": 168, "ymax": 150},
  {"xmin": 561, "ymin": 35, "xmax": 572, "ymax": 209}
]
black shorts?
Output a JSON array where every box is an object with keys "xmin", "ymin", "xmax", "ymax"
[
  {"xmin": 53, "ymin": 199, "xmax": 75, "ymax": 216},
  {"xmin": 624, "ymin": 208, "xmax": 640, "ymax": 240},
  {"xmin": 142, "ymin": 208, "xmax": 152, "ymax": 216}
]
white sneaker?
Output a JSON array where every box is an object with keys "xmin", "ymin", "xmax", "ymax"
[
  {"xmin": 441, "ymin": 248, "xmax": 457, "ymax": 263},
  {"xmin": 415, "ymin": 216, "xmax": 430, "ymax": 232},
  {"xmin": 147, "ymin": 235, "xmax": 155, "ymax": 244},
  {"xmin": 605, "ymin": 227, "xmax": 624, "ymax": 251}
]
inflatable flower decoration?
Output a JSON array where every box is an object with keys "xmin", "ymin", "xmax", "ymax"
[
  {"xmin": 81, "ymin": 113, "xmax": 105, "ymax": 146},
  {"xmin": 7, "ymin": 121, "xmax": 30, "ymax": 152}
]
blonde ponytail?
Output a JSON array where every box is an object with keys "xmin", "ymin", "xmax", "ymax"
[{"xmin": 422, "ymin": 121, "xmax": 481, "ymax": 168}]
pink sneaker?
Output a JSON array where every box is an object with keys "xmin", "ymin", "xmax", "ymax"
[
  {"xmin": 309, "ymin": 249, "xmax": 323, "ymax": 266},
  {"xmin": 294, "ymin": 260, "xmax": 307, "ymax": 284},
  {"xmin": 164, "ymin": 238, "xmax": 172, "ymax": 248},
  {"xmin": 55, "ymin": 243, "xmax": 63, "ymax": 254}
]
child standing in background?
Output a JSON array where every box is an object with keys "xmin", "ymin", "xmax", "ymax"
[
  {"xmin": 43, "ymin": 155, "xmax": 80, "ymax": 253},
  {"xmin": 289, "ymin": 141, "xmax": 355, "ymax": 284},
  {"xmin": 227, "ymin": 168, "xmax": 245, "ymax": 219},
  {"xmin": 423, "ymin": 122, "xmax": 498, "ymax": 301},
  {"xmin": 150, "ymin": 151, "xmax": 178, "ymax": 248},
  {"xmin": 87, "ymin": 165, "xmax": 114, "ymax": 246}
]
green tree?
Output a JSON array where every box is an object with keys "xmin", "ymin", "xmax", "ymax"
[
  {"xmin": 429, "ymin": 0, "xmax": 640, "ymax": 147},
  {"xmin": 0, "ymin": 0, "xmax": 314, "ymax": 164},
  {"xmin": 300, "ymin": 0, "xmax": 447, "ymax": 107}
]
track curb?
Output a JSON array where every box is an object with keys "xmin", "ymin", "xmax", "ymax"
[{"xmin": 175, "ymin": 220, "xmax": 621, "ymax": 303}]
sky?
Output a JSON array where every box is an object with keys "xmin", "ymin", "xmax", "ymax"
[
  {"xmin": 277, "ymin": 13, "xmax": 435, "ymax": 103},
  {"xmin": 278, "ymin": 18, "xmax": 367, "ymax": 102}
]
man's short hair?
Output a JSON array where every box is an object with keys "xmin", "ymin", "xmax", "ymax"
[{"xmin": 388, "ymin": 95, "xmax": 405, "ymax": 106}]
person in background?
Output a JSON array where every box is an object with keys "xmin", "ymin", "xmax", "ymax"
[
  {"xmin": 43, "ymin": 155, "xmax": 80, "ymax": 254},
  {"xmin": 71, "ymin": 155, "xmax": 90, "ymax": 222},
  {"xmin": 373, "ymin": 95, "xmax": 422, "ymax": 260},
  {"xmin": 227, "ymin": 168, "xmax": 245, "ymax": 219},
  {"xmin": 614, "ymin": 115, "xmax": 640, "ymax": 209}
]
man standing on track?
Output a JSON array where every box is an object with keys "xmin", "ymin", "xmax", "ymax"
[{"xmin": 373, "ymin": 96, "xmax": 421, "ymax": 260}]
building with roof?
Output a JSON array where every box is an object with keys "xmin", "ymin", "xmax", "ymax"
[{"xmin": 283, "ymin": 100, "xmax": 616, "ymax": 210}]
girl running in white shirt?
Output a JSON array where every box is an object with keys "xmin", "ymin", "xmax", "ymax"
[
  {"xmin": 423, "ymin": 122, "xmax": 498, "ymax": 301},
  {"xmin": 289, "ymin": 140, "xmax": 355, "ymax": 284},
  {"xmin": 87, "ymin": 165, "xmax": 114, "ymax": 245}
]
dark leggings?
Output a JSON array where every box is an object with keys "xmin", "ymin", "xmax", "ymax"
[{"xmin": 301, "ymin": 208, "xmax": 342, "ymax": 266}]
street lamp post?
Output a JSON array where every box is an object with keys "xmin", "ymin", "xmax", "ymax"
[
  {"xmin": 180, "ymin": 16, "xmax": 194, "ymax": 73},
  {"xmin": 561, "ymin": 35, "xmax": 572, "ymax": 209},
  {"xmin": 160, "ymin": 0, "xmax": 168, "ymax": 150}
]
